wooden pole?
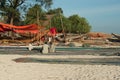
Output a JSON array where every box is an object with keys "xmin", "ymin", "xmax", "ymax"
[
  {"xmin": 37, "ymin": 10, "xmax": 42, "ymax": 44},
  {"xmin": 10, "ymin": 16, "xmax": 14, "ymax": 40},
  {"xmin": 59, "ymin": 11, "xmax": 66, "ymax": 42}
]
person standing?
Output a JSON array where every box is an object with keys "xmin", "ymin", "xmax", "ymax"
[
  {"xmin": 28, "ymin": 43, "xmax": 33, "ymax": 51},
  {"xmin": 42, "ymin": 42, "xmax": 49, "ymax": 54},
  {"xmin": 49, "ymin": 42, "xmax": 55, "ymax": 53}
]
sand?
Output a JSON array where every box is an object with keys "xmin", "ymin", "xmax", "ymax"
[{"xmin": 0, "ymin": 55, "xmax": 120, "ymax": 80}]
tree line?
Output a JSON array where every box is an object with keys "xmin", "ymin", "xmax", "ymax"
[{"xmin": 0, "ymin": 0, "xmax": 91, "ymax": 34}]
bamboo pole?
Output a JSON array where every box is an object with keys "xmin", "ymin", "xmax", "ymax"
[
  {"xmin": 37, "ymin": 10, "xmax": 43, "ymax": 44},
  {"xmin": 10, "ymin": 16, "xmax": 15, "ymax": 40},
  {"xmin": 59, "ymin": 11, "xmax": 66, "ymax": 42}
]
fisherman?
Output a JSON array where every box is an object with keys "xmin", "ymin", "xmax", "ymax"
[
  {"xmin": 48, "ymin": 36, "xmax": 52, "ymax": 43},
  {"xmin": 28, "ymin": 43, "xmax": 33, "ymax": 51},
  {"xmin": 49, "ymin": 42, "xmax": 55, "ymax": 53},
  {"xmin": 42, "ymin": 42, "xmax": 49, "ymax": 54}
]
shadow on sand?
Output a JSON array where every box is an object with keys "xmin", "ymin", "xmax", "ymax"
[{"xmin": 13, "ymin": 57, "xmax": 120, "ymax": 66}]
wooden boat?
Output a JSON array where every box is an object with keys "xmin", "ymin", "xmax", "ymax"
[{"xmin": 112, "ymin": 33, "xmax": 120, "ymax": 40}]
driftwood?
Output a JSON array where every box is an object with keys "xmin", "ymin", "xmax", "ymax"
[
  {"xmin": 65, "ymin": 35, "xmax": 85, "ymax": 41},
  {"xmin": 112, "ymin": 33, "xmax": 120, "ymax": 40},
  {"xmin": 55, "ymin": 37, "xmax": 65, "ymax": 42},
  {"xmin": 55, "ymin": 34, "xmax": 85, "ymax": 42}
]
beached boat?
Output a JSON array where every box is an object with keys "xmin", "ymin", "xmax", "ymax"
[{"xmin": 112, "ymin": 33, "xmax": 120, "ymax": 40}]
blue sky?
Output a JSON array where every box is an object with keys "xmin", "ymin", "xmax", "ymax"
[{"xmin": 52, "ymin": 0, "xmax": 120, "ymax": 34}]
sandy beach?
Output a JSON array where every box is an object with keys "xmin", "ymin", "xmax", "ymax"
[{"xmin": 0, "ymin": 54, "xmax": 120, "ymax": 80}]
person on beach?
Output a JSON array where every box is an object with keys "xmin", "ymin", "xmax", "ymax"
[
  {"xmin": 49, "ymin": 42, "xmax": 55, "ymax": 53},
  {"xmin": 28, "ymin": 43, "xmax": 33, "ymax": 51},
  {"xmin": 42, "ymin": 42, "xmax": 49, "ymax": 54}
]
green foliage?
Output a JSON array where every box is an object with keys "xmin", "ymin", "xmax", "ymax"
[
  {"xmin": 51, "ymin": 14, "xmax": 62, "ymax": 32},
  {"xmin": 24, "ymin": 4, "xmax": 46, "ymax": 25},
  {"xmin": 0, "ymin": 0, "xmax": 53, "ymax": 25},
  {"xmin": 36, "ymin": 0, "xmax": 53, "ymax": 10},
  {"xmin": 50, "ymin": 13, "xmax": 71, "ymax": 32},
  {"xmin": 0, "ymin": 0, "xmax": 25, "ymax": 24},
  {"xmin": 69, "ymin": 14, "xmax": 91, "ymax": 34},
  {"xmin": 47, "ymin": 8, "xmax": 63, "ymax": 15},
  {"xmin": 62, "ymin": 17, "xmax": 72, "ymax": 33},
  {"xmin": 50, "ymin": 13, "xmax": 91, "ymax": 34}
]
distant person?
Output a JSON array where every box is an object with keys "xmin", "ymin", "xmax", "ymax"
[
  {"xmin": 48, "ymin": 36, "xmax": 52, "ymax": 43},
  {"xmin": 28, "ymin": 43, "xmax": 33, "ymax": 51},
  {"xmin": 42, "ymin": 42, "xmax": 49, "ymax": 54},
  {"xmin": 49, "ymin": 42, "xmax": 56, "ymax": 53}
]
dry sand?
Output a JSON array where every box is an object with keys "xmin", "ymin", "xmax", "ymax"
[{"xmin": 0, "ymin": 55, "xmax": 120, "ymax": 80}]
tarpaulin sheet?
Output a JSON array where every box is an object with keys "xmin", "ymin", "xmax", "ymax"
[{"xmin": 0, "ymin": 22, "xmax": 39, "ymax": 34}]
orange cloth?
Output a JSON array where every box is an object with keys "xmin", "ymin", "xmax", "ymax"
[{"xmin": 0, "ymin": 22, "xmax": 39, "ymax": 34}]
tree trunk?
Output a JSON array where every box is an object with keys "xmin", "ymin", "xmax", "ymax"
[
  {"xmin": 10, "ymin": 17, "xmax": 14, "ymax": 25},
  {"xmin": 37, "ymin": 10, "xmax": 41, "ymax": 26},
  {"xmin": 10, "ymin": 16, "xmax": 14, "ymax": 40}
]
